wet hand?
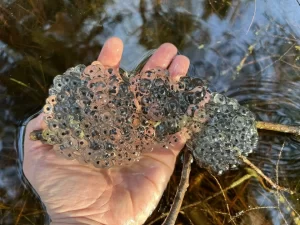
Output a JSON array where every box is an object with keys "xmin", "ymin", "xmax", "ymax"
[{"xmin": 23, "ymin": 37, "xmax": 190, "ymax": 225}]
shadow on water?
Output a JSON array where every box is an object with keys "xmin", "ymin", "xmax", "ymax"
[{"xmin": 0, "ymin": 0, "xmax": 300, "ymax": 224}]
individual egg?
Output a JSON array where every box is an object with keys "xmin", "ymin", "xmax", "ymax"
[
  {"xmin": 61, "ymin": 75, "xmax": 72, "ymax": 86},
  {"xmin": 46, "ymin": 95, "xmax": 57, "ymax": 105},
  {"xmin": 49, "ymin": 87, "xmax": 58, "ymax": 96},
  {"xmin": 178, "ymin": 77, "xmax": 192, "ymax": 91},
  {"xmin": 43, "ymin": 104, "xmax": 53, "ymax": 114},
  {"xmin": 212, "ymin": 93, "xmax": 226, "ymax": 105},
  {"xmin": 83, "ymin": 63, "xmax": 105, "ymax": 79},
  {"xmin": 48, "ymin": 119, "xmax": 60, "ymax": 131},
  {"xmin": 42, "ymin": 129, "xmax": 53, "ymax": 140},
  {"xmin": 53, "ymin": 75, "xmax": 64, "ymax": 91}
]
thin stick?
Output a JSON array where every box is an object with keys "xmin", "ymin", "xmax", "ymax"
[
  {"xmin": 276, "ymin": 142, "xmax": 285, "ymax": 187},
  {"xmin": 208, "ymin": 172, "xmax": 237, "ymax": 225},
  {"xmin": 182, "ymin": 172, "xmax": 254, "ymax": 210},
  {"xmin": 238, "ymin": 155, "xmax": 294, "ymax": 194},
  {"xmin": 229, "ymin": 206, "xmax": 278, "ymax": 222},
  {"xmin": 256, "ymin": 121, "xmax": 300, "ymax": 136},
  {"xmin": 246, "ymin": 0, "xmax": 256, "ymax": 34},
  {"xmin": 162, "ymin": 149, "xmax": 193, "ymax": 225},
  {"xmin": 275, "ymin": 141, "xmax": 289, "ymax": 225}
]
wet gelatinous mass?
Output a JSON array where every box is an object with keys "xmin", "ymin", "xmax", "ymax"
[{"xmin": 39, "ymin": 61, "xmax": 258, "ymax": 174}]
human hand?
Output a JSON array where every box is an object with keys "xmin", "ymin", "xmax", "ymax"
[{"xmin": 23, "ymin": 37, "xmax": 190, "ymax": 225}]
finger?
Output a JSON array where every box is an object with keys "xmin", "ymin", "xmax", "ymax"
[
  {"xmin": 97, "ymin": 37, "xmax": 124, "ymax": 68},
  {"xmin": 26, "ymin": 113, "xmax": 48, "ymax": 141},
  {"xmin": 168, "ymin": 55, "xmax": 190, "ymax": 82},
  {"xmin": 142, "ymin": 43, "xmax": 177, "ymax": 71},
  {"xmin": 24, "ymin": 113, "xmax": 51, "ymax": 155}
]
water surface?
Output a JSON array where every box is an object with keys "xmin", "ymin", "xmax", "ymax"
[{"xmin": 1, "ymin": 0, "xmax": 300, "ymax": 224}]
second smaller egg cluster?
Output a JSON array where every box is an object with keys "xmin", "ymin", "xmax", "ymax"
[{"xmin": 189, "ymin": 93, "xmax": 258, "ymax": 174}]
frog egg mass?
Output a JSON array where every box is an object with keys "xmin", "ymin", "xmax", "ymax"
[
  {"xmin": 33, "ymin": 61, "xmax": 258, "ymax": 174},
  {"xmin": 190, "ymin": 93, "xmax": 258, "ymax": 174}
]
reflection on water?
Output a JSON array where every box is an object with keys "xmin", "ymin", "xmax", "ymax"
[{"xmin": 0, "ymin": 0, "xmax": 300, "ymax": 224}]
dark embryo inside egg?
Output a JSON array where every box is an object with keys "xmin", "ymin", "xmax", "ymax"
[{"xmin": 39, "ymin": 61, "xmax": 258, "ymax": 174}]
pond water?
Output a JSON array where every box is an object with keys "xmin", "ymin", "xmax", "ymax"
[{"xmin": 1, "ymin": 0, "xmax": 300, "ymax": 224}]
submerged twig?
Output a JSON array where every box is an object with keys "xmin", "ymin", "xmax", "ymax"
[
  {"xmin": 246, "ymin": 0, "xmax": 256, "ymax": 34},
  {"xmin": 181, "ymin": 169, "xmax": 255, "ymax": 210},
  {"xmin": 238, "ymin": 154, "xmax": 294, "ymax": 194},
  {"xmin": 229, "ymin": 206, "xmax": 278, "ymax": 222},
  {"xmin": 162, "ymin": 149, "xmax": 193, "ymax": 225},
  {"xmin": 208, "ymin": 172, "xmax": 237, "ymax": 225},
  {"xmin": 256, "ymin": 121, "xmax": 300, "ymax": 138},
  {"xmin": 275, "ymin": 142, "xmax": 289, "ymax": 225},
  {"xmin": 9, "ymin": 78, "xmax": 38, "ymax": 93}
]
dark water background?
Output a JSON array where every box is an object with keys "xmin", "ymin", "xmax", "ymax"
[{"xmin": 1, "ymin": 0, "xmax": 300, "ymax": 224}]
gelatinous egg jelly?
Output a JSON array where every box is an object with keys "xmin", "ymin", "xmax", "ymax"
[{"xmin": 39, "ymin": 61, "xmax": 258, "ymax": 173}]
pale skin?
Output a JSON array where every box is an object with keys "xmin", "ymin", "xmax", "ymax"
[{"xmin": 23, "ymin": 37, "xmax": 190, "ymax": 225}]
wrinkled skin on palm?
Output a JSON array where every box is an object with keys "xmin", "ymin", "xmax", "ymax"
[{"xmin": 32, "ymin": 61, "xmax": 258, "ymax": 174}]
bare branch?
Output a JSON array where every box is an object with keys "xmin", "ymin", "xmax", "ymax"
[
  {"xmin": 162, "ymin": 149, "xmax": 193, "ymax": 225},
  {"xmin": 256, "ymin": 121, "xmax": 300, "ymax": 140},
  {"xmin": 238, "ymin": 154, "xmax": 294, "ymax": 194}
]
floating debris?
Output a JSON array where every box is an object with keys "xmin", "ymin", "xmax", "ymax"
[{"xmin": 30, "ymin": 61, "xmax": 258, "ymax": 174}]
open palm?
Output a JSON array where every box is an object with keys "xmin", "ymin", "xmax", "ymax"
[{"xmin": 23, "ymin": 37, "xmax": 190, "ymax": 225}]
